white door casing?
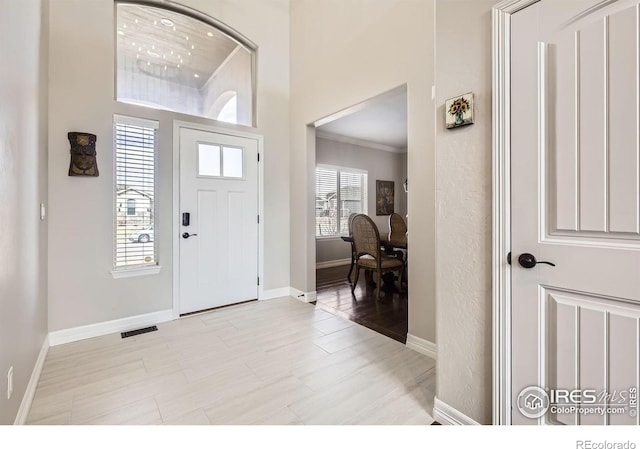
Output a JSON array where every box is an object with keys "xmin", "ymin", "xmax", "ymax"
[
  {"xmin": 494, "ymin": 0, "xmax": 640, "ymax": 425},
  {"xmin": 177, "ymin": 126, "xmax": 259, "ymax": 315}
]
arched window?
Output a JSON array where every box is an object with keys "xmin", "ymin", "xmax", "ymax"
[
  {"xmin": 210, "ymin": 90, "xmax": 238, "ymax": 124},
  {"xmin": 115, "ymin": 2, "xmax": 255, "ymax": 126}
]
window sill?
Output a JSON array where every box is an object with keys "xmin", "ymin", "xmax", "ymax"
[
  {"xmin": 316, "ymin": 236, "xmax": 347, "ymax": 241},
  {"xmin": 111, "ymin": 265, "xmax": 162, "ymax": 279}
]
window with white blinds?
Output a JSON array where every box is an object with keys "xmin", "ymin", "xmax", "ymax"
[
  {"xmin": 315, "ymin": 165, "xmax": 368, "ymax": 237},
  {"xmin": 113, "ymin": 115, "xmax": 159, "ymax": 270}
]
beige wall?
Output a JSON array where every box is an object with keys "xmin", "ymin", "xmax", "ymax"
[
  {"xmin": 0, "ymin": 0, "xmax": 498, "ymax": 425},
  {"xmin": 0, "ymin": 0, "xmax": 49, "ymax": 424},
  {"xmin": 315, "ymin": 137, "xmax": 407, "ymax": 263},
  {"xmin": 435, "ymin": 0, "xmax": 494, "ymax": 424},
  {"xmin": 47, "ymin": 0, "xmax": 290, "ymax": 332},
  {"xmin": 290, "ymin": 0, "xmax": 436, "ymax": 343}
]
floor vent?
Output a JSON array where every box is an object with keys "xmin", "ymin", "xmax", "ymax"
[{"xmin": 121, "ymin": 325, "xmax": 158, "ymax": 339}]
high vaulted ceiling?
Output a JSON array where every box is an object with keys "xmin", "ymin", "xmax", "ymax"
[
  {"xmin": 117, "ymin": 3, "xmax": 407, "ymax": 146},
  {"xmin": 117, "ymin": 3, "xmax": 245, "ymax": 89}
]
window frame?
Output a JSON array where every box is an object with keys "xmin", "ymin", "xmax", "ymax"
[
  {"xmin": 113, "ymin": 1, "xmax": 258, "ymax": 127},
  {"xmin": 315, "ymin": 164, "xmax": 368, "ymax": 239},
  {"xmin": 212, "ymin": 91, "xmax": 238, "ymax": 124},
  {"xmin": 196, "ymin": 141, "xmax": 246, "ymax": 180},
  {"xmin": 112, "ymin": 114, "xmax": 161, "ymax": 278}
]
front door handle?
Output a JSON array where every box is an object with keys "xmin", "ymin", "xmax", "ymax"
[
  {"xmin": 182, "ymin": 232, "xmax": 198, "ymax": 239},
  {"xmin": 518, "ymin": 253, "xmax": 555, "ymax": 269}
]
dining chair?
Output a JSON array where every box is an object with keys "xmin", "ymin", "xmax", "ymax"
[
  {"xmin": 345, "ymin": 212, "xmax": 358, "ymax": 282},
  {"xmin": 387, "ymin": 212, "xmax": 408, "ymax": 287},
  {"xmin": 388, "ymin": 212, "xmax": 407, "ymax": 242},
  {"xmin": 350, "ymin": 214, "xmax": 404, "ymax": 301},
  {"xmin": 385, "ymin": 212, "xmax": 406, "ymax": 258}
]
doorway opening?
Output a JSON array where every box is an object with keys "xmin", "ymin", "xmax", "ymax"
[{"xmin": 313, "ymin": 86, "xmax": 409, "ymax": 343}]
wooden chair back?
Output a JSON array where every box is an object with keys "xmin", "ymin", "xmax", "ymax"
[
  {"xmin": 388, "ymin": 213, "xmax": 407, "ymax": 241},
  {"xmin": 351, "ymin": 214, "xmax": 381, "ymax": 261}
]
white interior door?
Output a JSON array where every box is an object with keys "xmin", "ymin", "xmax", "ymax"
[
  {"xmin": 511, "ymin": 0, "xmax": 640, "ymax": 425},
  {"xmin": 179, "ymin": 127, "xmax": 259, "ymax": 315}
]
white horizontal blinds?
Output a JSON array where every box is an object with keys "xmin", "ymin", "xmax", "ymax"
[
  {"xmin": 315, "ymin": 165, "xmax": 368, "ymax": 237},
  {"xmin": 316, "ymin": 167, "xmax": 338, "ymax": 237},
  {"xmin": 339, "ymin": 171, "xmax": 367, "ymax": 235},
  {"xmin": 113, "ymin": 115, "xmax": 159, "ymax": 269}
]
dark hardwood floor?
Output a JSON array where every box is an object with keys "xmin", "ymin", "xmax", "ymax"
[{"xmin": 315, "ymin": 264, "xmax": 408, "ymax": 343}]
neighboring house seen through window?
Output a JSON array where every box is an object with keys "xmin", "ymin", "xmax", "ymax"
[{"xmin": 114, "ymin": 115, "xmax": 159, "ymax": 270}]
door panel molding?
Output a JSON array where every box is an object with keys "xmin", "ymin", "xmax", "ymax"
[
  {"xmin": 545, "ymin": 288, "xmax": 640, "ymax": 425},
  {"xmin": 545, "ymin": 286, "xmax": 640, "ymax": 316},
  {"xmin": 561, "ymin": 0, "xmax": 622, "ymax": 28},
  {"xmin": 538, "ymin": 41, "xmax": 549, "ymax": 245}
]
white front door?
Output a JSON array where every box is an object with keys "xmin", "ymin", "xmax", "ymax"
[
  {"xmin": 511, "ymin": 0, "xmax": 640, "ymax": 424},
  {"xmin": 179, "ymin": 127, "xmax": 259, "ymax": 315}
]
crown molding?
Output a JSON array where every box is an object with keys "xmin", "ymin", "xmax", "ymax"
[{"xmin": 316, "ymin": 131, "xmax": 406, "ymax": 154}]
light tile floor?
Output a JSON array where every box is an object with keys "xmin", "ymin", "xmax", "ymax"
[{"xmin": 27, "ymin": 297, "xmax": 436, "ymax": 425}]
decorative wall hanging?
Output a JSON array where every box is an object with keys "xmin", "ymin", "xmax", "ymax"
[
  {"xmin": 376, "ymin": 180, "xmax": 394, "ymax": 216},
  {"xmin": 445, "ymin": 92, "xmax": 474, "ymax": 129},
  {"xmin": 68, "ymin": 132, "xmax": 99, "ymax": 176}
]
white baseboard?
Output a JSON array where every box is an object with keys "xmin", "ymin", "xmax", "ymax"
[
  {"xmin": 262, "ymin": 287, "xmax": 318, "ymax": 302},
  {"xmin": 261, "ymin": 287, "xmax": 291, "ymax": 300},
  {"xmin": 315, "ymin": 258, "xmax": 351, "ymax": 270},
  {"xmin": 14, "ymin": 335, "xmax": 50, "ymax": 425},
  {"xmin": 48, "ymin": 309, "xmax": 174, "ymax": 347},
  {"xmin": 290, "ymin": 288, "xmax": 317, "ymax": 303},
  {"xmin": 302, "ymin": 291, "xmax": 317, "ymax": 302},
  {"xmin": 406, "ymin": 333, "xmax": 437, "ymax": 360},
  {"xmin": 433, "ymin": 397, "xmax": 480, "ymax": 425}
]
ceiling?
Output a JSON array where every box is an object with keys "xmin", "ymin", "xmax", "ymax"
[
  {"xmin": 117, "ymin": 4, "xmax": 245, "ymax": 89},
  {"xmin": 116, "ymin": 4, "xmax": 407, "ymax": 143},
  {"xmin": 317, "ymin": 89, "xmax": 408, "ymax": 151}
]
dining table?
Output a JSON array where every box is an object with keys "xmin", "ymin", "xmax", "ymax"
[{"xmin": 341, "ymin": 234, "xmax": 407, "ymax": 284}]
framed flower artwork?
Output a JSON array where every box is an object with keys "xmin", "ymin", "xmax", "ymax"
[{"xmin": 445, "ymin": 92, "xmax": 474, "ymax": 129}]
